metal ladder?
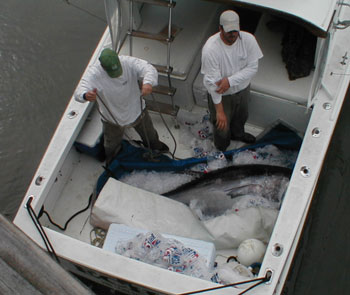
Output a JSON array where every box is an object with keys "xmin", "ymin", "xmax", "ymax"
[{"xmin": 128, "ymin": 0, "xmax": 178, "ymax": 117}]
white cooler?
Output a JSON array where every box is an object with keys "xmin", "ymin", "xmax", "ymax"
[{"xmin": 103, "ymin": 223, "xmax": 216, "ymax": 270}]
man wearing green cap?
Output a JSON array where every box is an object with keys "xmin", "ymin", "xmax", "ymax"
[{"xmin": 75, "ymin": 48, "xmax": 169, "ymax": 164}]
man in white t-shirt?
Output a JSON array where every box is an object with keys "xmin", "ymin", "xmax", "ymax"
[
  {"xmin": 75, "ymin": 48, "xmax": 169, "ymax": 164},
  {"xmin": 201, "ymin": 10, "xmax": 263, "ymax": 151}
]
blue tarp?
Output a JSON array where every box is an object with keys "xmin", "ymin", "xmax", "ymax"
[{"xmin": 96, "ymin": 123, "xmax": 302, "ymax": 195}]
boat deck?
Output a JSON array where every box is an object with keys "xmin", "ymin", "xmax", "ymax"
[{"xmin": 43, "ymin": 106, "xmax": 263, "ymax": 247}]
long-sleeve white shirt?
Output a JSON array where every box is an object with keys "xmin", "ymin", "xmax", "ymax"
[
  {"xmin": 75, "ymin": 55, "xmax": 158, "ymax": 126},
  {"xmin": 201, "ymin": 31, "xmax": 263, "ymax": 104}
]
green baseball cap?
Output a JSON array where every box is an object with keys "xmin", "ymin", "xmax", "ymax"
[{"xmin": 99, "ymin": 48, "xmax": 123, "ymax": 78}]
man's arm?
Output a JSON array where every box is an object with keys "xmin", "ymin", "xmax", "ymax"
[
  {"xmin": 128, "ymin": 56, "xmax": 158, "ymax": 96},
  {"xmin": 227, "ymin": 33, "xmax": 263, "ymax": 87},
  {"xmin": 227, "ymin": 60, "xmax": 259, "ymax": 88},
  {"xmin": 215, "ymin": 77, "xmax": 230, "ymax": 94},
  {"xmin": 212, "ymin": 61, "xmax": 258, "ymax": 130},
  {"xmin": 74, "ymin": 65, "xmax": 98, "ymax": 103},
  {"xmin": 141, "ymin": 84, "xmax": 153, "ymax": 96},
  {"xmin": 201, "ymin": 45, "xmax": 228, "ymax": 130},
  {"xmin": 202, "ymin": 75, "xmax": 229, "ymax": 130},
  {"xmin": 214, "ymin": 101, "xmax": 228, "ymax": 131},
  {"xmin": 84, "ymin": 88, "xmax": 97, "ymax": 101}
]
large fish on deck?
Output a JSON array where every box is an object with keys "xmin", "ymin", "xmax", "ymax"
[{"xmin": 163, "ymin": 164, "xmax": 292, "ymax": 219}]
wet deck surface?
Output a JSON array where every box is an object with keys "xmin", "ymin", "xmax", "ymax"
[{"xmin": 282, "ymin": 85, "xmax": 350, "ymax": 293}]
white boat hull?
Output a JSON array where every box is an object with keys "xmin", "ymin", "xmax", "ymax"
[{"xmin": 14, "ymin": 1, "xmax": 350, "ymax": 294}]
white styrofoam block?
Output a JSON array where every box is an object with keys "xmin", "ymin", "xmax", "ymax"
[
  {"xmin": 103, "ymin": 223, "xmax": 216, "ymax": 269},
  {"xmin": 75, "ymin": 105, "xmax": 103, "ymax": 147}
]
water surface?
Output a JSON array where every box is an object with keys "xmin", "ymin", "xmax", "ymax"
[{"xmin": 0, "ymin": 0, "xmax": 106, "ymax": 220}]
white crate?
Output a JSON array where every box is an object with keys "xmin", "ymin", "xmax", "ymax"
[{"xmin": 103, "ymin": 223, "xmax": 216, "ymax": 269}]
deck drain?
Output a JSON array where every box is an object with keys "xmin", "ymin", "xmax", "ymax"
[
  {"xmin": 323, "ymin": 102, "xmax": 332, "ymax": 110},
  {"xmin": 312, "ymin": 127, "xmax": 321, "ymax": 137},
  {"xmin": 67, "ymin": 110, "xmax": 78, "ymax": 119},
  {"xmin": 272, "ymin": 243, "xmax": 283, "ymax": 257},
  {"xmin": 35, "ymin": 176, "xmax": 44, "ymax": 185},
  {"xmin": 300, "ymin": 166, "xmax": 311, "ymax": 177}
]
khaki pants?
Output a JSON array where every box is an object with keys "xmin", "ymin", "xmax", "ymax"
[
  {"xmin": 102, "ymin": 110, "xmax": 160, "ymax": 163},
  {"xmin": 208, "ymin": 85, "xmax": 250, "ymax": 151}
]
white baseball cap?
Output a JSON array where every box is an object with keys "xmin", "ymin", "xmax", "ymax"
[{"xmin": 220, "ymin": 10, "xmax": 240, "ymax": 32}]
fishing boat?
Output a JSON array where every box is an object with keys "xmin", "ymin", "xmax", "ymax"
[{"xmin": 14, "ymin": 0, "xmax": 350, "ymax": 294}]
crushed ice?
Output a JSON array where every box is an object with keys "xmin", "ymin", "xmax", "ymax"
[
  {"xmin": 120, "ymin": 115, "xmax": 297, "ymax": 217},
  {"xmin": 114, "ymin": 115, "xmax": 298, "ymax": 283}
]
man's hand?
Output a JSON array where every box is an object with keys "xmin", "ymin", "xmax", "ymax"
[
  {"xmin": 215, "ymin": 77, "xmax": 230, "ymax": 94},
  {"xmin": 141, "ymin": 83, "xmax": 153, "ymax": 96},
  {"xmin": 215, "ymin": 102, "xmax": 228, "ymax": 130},
  {"xmin": 84, "ymin": 88, "xmax": 97, "ymax": 101}
]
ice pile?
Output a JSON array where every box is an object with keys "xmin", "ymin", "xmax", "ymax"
[
  {"xmin": 232, "ymin": 145, "xmax": 298, "ymax": 168},
  {"xmin": 120, "ymin": 171, "xmax": 195, "ymax": 195},
  {"xmin": 178, "ymin": 112, "xmax": 216, "ymax": 158},
  {"xmin": 191, "ymin": 150, "xmax": 228, "ymax": 173},
  {"xmin": 215, "ymin": 261, "xmax": 254, "ymax": 285},
  {"xmin": 179, "ymin": 113, "xmax": 297, "ymax": 171}
]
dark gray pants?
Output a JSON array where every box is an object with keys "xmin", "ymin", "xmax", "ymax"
[
  {"xmin": 208, "ymin": 85, "xmax": 250, "ymax": 151},
  {"xmin": 102, "ymin": 110, "xmax": 160, "ymax": 163}
]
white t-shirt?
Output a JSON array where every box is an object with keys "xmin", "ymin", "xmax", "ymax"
[
  {"xmin": 75, "ymin": 55, "xmax": 158, "ymax": 126},
  {"xmin": 201, "ymin": 31, "xmax": 263, "ymax": 104}
]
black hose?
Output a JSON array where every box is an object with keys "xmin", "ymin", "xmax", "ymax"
[{"xmin": 41, "ymin": 193, "xmax": 93, "ymax": 231}]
